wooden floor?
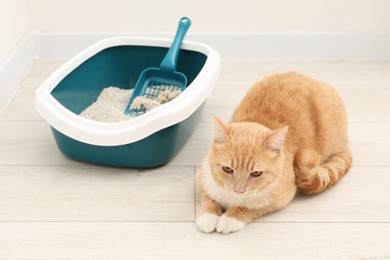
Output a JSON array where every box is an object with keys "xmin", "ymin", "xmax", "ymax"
[{"xmin": 0, "ymin": 59, "xmax": 390, "ymax": 259}]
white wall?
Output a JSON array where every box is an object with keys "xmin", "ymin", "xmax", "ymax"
[
  {"xmin": 26, "ymin": 0, "xmax": 390, "ymax": 33},
  {"xmin": 0, "ymin": 0, "xmax": 29, "ymax": 65},
  {"xmin": 0, "ymin": 0, "xmax": 389, "ymax": 60}
]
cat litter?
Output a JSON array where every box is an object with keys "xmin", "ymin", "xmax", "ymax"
[
  {"xmin": 79, "ymin": 86, "xmax": 182, "ymax": 123},
  {"xmin": 128, "ymin": 86, "xmax": 182, "ymax": 116}
]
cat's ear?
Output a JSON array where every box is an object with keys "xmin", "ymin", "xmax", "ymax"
[
  {"xmin": 266, "ymin": 126, "xmax": 288, "ymax": 152},
  {"xmin": 212, "ymin": 116, "xmax": 229, "ymax": 144}
]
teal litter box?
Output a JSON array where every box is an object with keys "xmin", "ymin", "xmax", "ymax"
[{"xmin": 34, "ymin": 37, "xmax": 220, "ymax": 168}]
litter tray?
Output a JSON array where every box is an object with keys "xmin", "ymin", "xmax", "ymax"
[{"xmin": 35, "ymin": 37, "xmax": 220, "ymax": 168}]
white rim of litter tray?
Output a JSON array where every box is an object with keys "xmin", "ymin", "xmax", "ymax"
[{"xmin": 35, "ymin": 36, "xmax": 221, "ymax": 146}]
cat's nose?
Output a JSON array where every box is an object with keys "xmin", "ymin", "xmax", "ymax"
[{"xmin": 233, "ymin": 187, "xmax": 246, "ymax": 194}]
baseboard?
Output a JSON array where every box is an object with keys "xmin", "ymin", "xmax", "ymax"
[
  {"xmin": 33, "ymin": 31, "xmax": 390, "ymax": 60},
  {"xmin": 0, "ymin": 35, "xmax": 35, "ymax": 115},
  {"xmin": 2, "ymin": 31, "xmax": 390, "ymax": 114}
]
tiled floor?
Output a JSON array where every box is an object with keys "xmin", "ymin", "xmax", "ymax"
[{"xmin": 0, "ymin": 59, "xmax": 389, "ymax": 259}]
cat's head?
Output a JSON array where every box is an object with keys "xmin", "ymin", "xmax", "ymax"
[{"xmin": 208, "ymin": 116, "xmax": 288, "ymax": 195}]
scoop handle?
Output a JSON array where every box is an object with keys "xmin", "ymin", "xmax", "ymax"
[{"xmin": 159, "ymin": 17, "xmax": 191, "ymax": 72}]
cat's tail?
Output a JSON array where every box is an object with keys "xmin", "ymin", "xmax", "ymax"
[{"xmin": 294, "ymin": 150, "xmax": 352, "ymax": 194}]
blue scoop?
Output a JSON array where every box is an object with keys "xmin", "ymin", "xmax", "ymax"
[{"xmin": 124, "ymin": 17, "xmax": 191, "ymax": 116}]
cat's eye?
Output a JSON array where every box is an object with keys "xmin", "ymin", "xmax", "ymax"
[
  {"xmin": 250, "ymin": 171, "xmax": 264, "ymax": 177},
  {"xmin": 221, "ymin": 166, "xmax": 234, "ymax": 174}
]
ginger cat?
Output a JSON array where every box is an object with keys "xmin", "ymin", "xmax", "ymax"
[{"xmin": 196, "ymin": 72, "xmax": 352, "ymax": 233}]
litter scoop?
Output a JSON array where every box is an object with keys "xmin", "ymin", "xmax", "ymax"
[{"xmin": 124, "ymin": 17, "xmax": 191, "ymax": 116}]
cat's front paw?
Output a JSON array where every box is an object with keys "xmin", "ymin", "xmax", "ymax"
[
  {"xmin": 216, "ymin": 214, "xmax": 246, "ymax": 234},
  {"xmin": 196, "ymin": 213, "xmax": 220, "ymax": 233}
]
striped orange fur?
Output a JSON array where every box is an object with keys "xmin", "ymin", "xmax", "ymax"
[{"xmin": 196, "ymin": 72, "xmax": 352, "ymax": 233}]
